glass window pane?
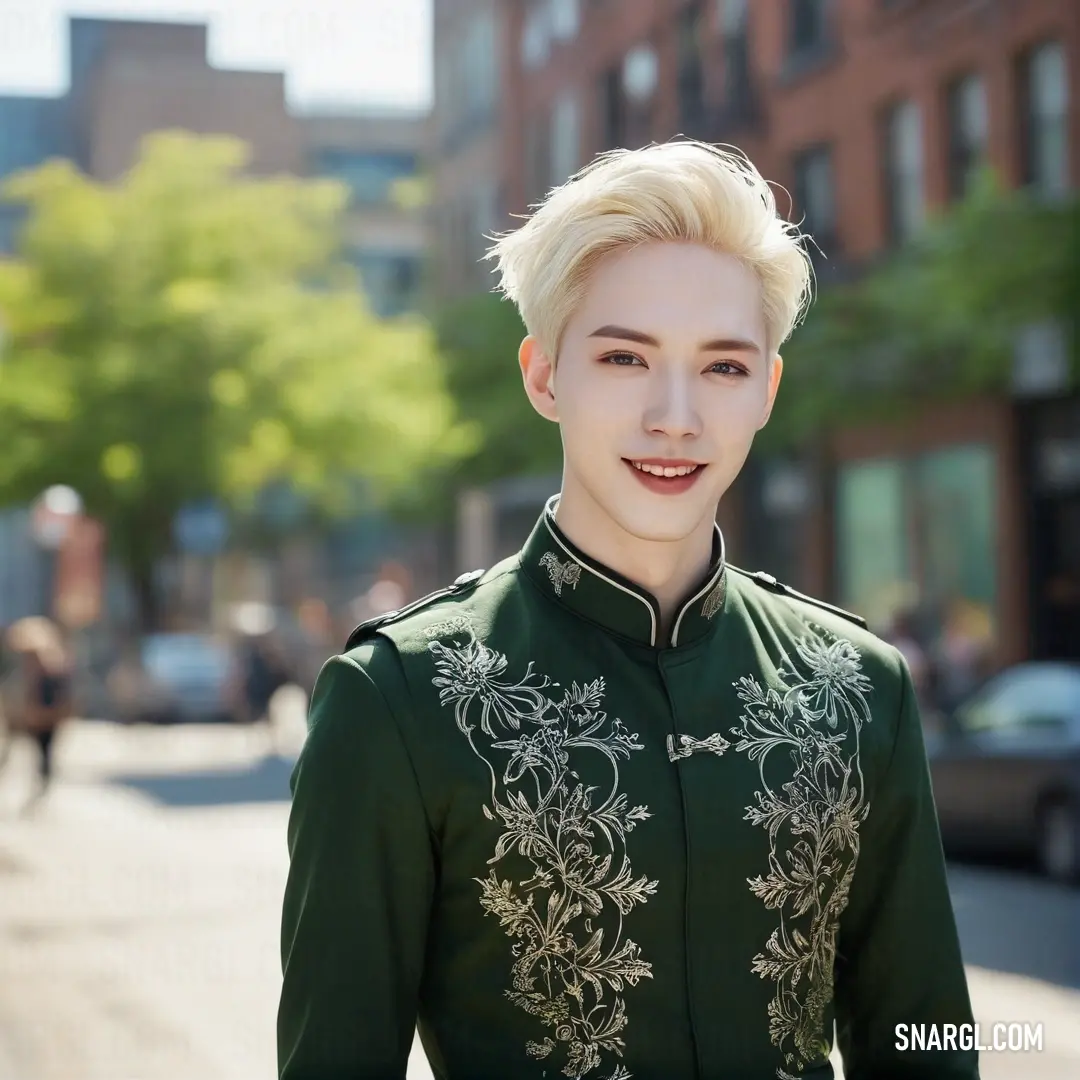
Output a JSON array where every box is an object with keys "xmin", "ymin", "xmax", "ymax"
[
  {"xmin": 551, "ymin": 93, "xmax": 580, "ymax": 185},
  {"xmin": 719, "ymin": 0, "xmax": 748, "ymax": 35},
  {"xmin": 1032, "ymin": 41, "xmax": 1068, "ymax": 117},
  {"xmin": 915, "ymin": 445, "xmax": 997, "ymax": 708},
  {"xmin": 1028, "ymin": 41, "xmax": 1070, "ymax": 195},
  {"xmin": 836, "ymin": 460, "xmax": 910, "ymax": 630},
  {"xmin": 915, "ymin": 445, "xmax": 997, "ymax": 614},
  {"xmin": 550, "ymin": 0, "xmax": 581, "ymax": 41},
  {"xmin": 887, "ymin": 99, "xmax": 925, "ymax": 239},
  {"xmin": 316, "ymin": 150, "xmax": 418, "ymax": 205}
]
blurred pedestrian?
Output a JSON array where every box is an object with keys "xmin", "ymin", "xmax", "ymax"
[
  {"xmin": 933, "ymin": 597, "xmax": 994, "ymax": 714},
  {"xmin": 237, "ymin": 630, "xmax": 292, "ymax": 755},
  {"xmin": 295, "ymin": 597, "xmax": 335, "ymax": 701},
  {"xmin": 3, "ymin": 616, "xmax": 74, "ymax": 803},
  {"xmin": 886, "ymin": 609, "xmax": 930, "ymax": 696}
]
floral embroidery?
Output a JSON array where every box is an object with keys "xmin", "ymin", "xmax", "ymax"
[
  {"xmin": 665, "ymin": 732, "xmax": 731, "ymax": 762},
  {"xmin": 540, "ymin": 551, "xmax": 583, "ymax": 596},
  {"xmin": 430, "ymin": 633, "xmax": 657, "ymax": 1079},
  {"xmin": 701, "ymin": 579, "xmax": 725, "ymax": 620},
  {"xmin": 729, "ymin": 627, "xmax": 873, "ymax": 1075},
  {"xmin": 423, "ymin": 614, "xmax": 475, "ymax": 640}
]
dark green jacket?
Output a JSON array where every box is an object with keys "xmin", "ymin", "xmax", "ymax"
[{"xmin": 279, "ymin": 500, "xmax": 978, "ymax": 1080}]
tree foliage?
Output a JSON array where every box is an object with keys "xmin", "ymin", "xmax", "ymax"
[
  {"xmin": 765, "ymin": 173, "xmax": 1079, "ymax": 449},
  {"xmin": 400, "ymin": 291, "xmax": 559, "ymax": 522},
  {"xmin": 0, "ymin": 132, "xmax": 474, "ymax": 624}
]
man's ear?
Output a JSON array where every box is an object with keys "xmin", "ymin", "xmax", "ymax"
[
  {"xmin": 519, "ymin": 335, "xmax": 559, "ymax": 423},
  {"xmin": 758, "ymin": 353, "xmax": 784, "ymax": 430}
]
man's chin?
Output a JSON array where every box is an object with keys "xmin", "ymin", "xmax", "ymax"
[{"xmin": 607, "ymin": 496, "xmax": 720, "ymax": 546}]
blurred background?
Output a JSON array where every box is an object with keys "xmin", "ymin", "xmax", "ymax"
[{"xmin": 0, "ymin": 1, "xmax": 1077, "ymax": 1077}]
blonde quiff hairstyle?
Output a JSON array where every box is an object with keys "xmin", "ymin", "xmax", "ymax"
[{"xmin": 484, "ymin": 139, "xmax": 814, "ymax": 363}]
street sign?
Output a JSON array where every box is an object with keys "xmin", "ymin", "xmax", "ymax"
[{"xmin": 173, "ymin": 501, "xmax": 229, "ymax": 556}]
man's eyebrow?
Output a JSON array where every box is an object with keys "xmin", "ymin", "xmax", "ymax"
[{"xmin": 586, "ymin": 324, "xmax": 762, "ymax": 355}]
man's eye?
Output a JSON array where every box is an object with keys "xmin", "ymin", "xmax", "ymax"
[
  {"xmin": 602, "ymin": 352, "xmax": 643, "ymax": 367},
  {"xmin": 709, "ymin": 361, "xmax": 747, "ymax": 376}
]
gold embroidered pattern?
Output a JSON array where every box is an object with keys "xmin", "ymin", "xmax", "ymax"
[
  {"xmin": 429, "ymin": 633, "xmax": 656, "ymax": 1079},
  {"xmin": 729, "ymin": 628, "xmax": 873, "ymax": 1075},
  {"xmin": 540, "ymin": 551, "xmax": 582, "ymax": 597},
  {"xmin": 423, "ymin": 615, "xmax": 475, "ymax": 640},
  {"xmin": 702, "ymin": 578, "xmax": 725, "ymax": 620}
]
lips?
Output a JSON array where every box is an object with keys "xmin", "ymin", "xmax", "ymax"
[{"xmin": 623, "ymin": 458, "xmax": 708, "ymax": 495}]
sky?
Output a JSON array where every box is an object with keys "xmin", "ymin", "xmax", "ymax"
[{"xmin": 0, "ymin": 0, "xmax": 432, "ymax": 110}]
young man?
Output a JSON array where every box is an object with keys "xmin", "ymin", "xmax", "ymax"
[{"xmin": 278, "ymin": 141, "xmax": 978, "ymax": 1080}]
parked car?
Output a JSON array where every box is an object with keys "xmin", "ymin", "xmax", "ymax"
[
  {"xmin": 925, "ymin": 661, "xmax": 1080, "ymax": 884},
  {"xmin": 107, "ymin": 633, "xmax": 243, "ymax": 725}
]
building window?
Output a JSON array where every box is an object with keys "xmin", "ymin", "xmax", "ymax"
[
  {"xmin": 313, "ymin": 149, "xmax": 418, "ymax": 206},
  {"xmin": 600, "ymin": 44, "xmax": 658, "ymax": 151},
  {"xmin": 793, "ymin": 144, "xmax": 837, "ymax": 252},
  {"xmin": 719, "ymin": 0, "xmax": 754, "ymax": 122},
  {"xmin": 677, "ymin": 2, "xmax": 707, "ymax": 131},
  {"xmin": 883, "ymin": 99, "xmax": 925, "ymax": 244},
  {"xmin": 463, "ymin": 10, "xmax": 498, "ymax": 119},
  {"xmin": 836, "ymin": 445, "xmax": 998, "ymax": 695},
  {"xmin": 349, "ymin": 250, "xmax": 423, "ymax": 317},
  {"xmin": 946, "ymin": 73, "xmax": 989, "ymax": 201},
  {"xmin": 1020, "ymin": 40, "xmax": 1070, "ymax": 197},
  {"xmin": 440, "ymin": 10, "xmax": 498, "ymax": 153},
  {"xmin": 600, "ymin": 66, "xmax": 625, "ymax": 149},
  {"xmin": 549, "ymin": 0, "xmax": 580, "ymax": 42},
  {"xmin": 467, "ymin": 180, "xmax": 500, "ymax": 284},
  {"xmin": 789, "ymin": 0, "xmax": 828, "ymax": 56},
  {"xmin": 524, "ymin": 109, "xmax": 553, "ymax": 204},
  {"xmin": 521, "ymin": 4, "xmax": 551, "ymax": 69},
  {"xmin": 550, "ymin": 92, "xmax": 580, "ymax": 186},
  {"xmin": 619, "ymin": 44, "xmax": 658, "ymax": 149}
]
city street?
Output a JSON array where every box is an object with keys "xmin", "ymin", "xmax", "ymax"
[{"xmin": 0, "ymin": 704, "xmax": 1077, "ymax": 1080}]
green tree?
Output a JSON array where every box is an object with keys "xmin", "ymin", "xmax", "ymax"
[
  {"xmin": 767, "ymin": 174, "xmax": 1079, "ymax": 449},
  {"xmin": 0, "ymin": 132, "xmax": 474, "ymax": 627},
  {"xmin": 399, "ymin": 291, "xmax": 559, "ymax": 523}
]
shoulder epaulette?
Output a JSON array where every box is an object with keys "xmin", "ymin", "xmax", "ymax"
[
  {"xmin": 343, "ymin": 568, "xmax": 486, "ymax": 652},
  {"xmin": 729, "ymin": 565, "xmax": 868, "ymax": 630}
]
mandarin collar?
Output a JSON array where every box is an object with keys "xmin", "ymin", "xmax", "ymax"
[{"xmin": 518, "ymin": 495, "xmax": 727, "ymax": 649}]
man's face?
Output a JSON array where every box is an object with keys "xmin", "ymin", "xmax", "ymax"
[{"xmin": 520, "ymin": 241, "xmax": 783, "ymax": 546}]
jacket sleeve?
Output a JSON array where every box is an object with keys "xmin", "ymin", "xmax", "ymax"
[
  {"xmin": 834, "ymin": 651, "xmax": 979, "ymax": 1079},
  {"xmin": 278, "ymin": 646, "xmax": 435, "ymax": 1080}
]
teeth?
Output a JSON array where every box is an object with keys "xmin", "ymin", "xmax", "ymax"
[{"xmin": 632, "ymin": 462, "xmax": 700, "ymax": 477}]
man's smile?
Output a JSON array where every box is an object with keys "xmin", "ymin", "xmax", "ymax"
[{"xmin": 623, "ymin": 458, "xmax": 708, "ymax": 494}]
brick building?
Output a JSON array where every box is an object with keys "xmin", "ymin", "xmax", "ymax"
[
  {"xmin": 432, "ymin": 0, "xmax": 1078, "ymax": 667},
  {"xmin": 300, "ymin": 108, "xmax": 429, "ymax": 317}
]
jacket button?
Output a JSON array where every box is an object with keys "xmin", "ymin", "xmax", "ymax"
[
  {"xmin": 454, "ymin": 569, "xmax": 485, "ymax": 587},
  {"xmin": 756, "ymin": 572, "xmax": 778, "ymax": 587}
]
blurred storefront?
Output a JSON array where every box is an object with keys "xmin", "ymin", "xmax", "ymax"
[
  {"xmin": 823, "ymin": 399, "xmax": 1019, "ymax": 691},
  {"xmin": 765, "ymin": 389, "xmax": 1080, "ymax": 683},
  {"xmin": 1020, "ymin": 393, "xmax": 1080, "ymax": 660}
]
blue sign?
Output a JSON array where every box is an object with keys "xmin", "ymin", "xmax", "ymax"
[{"xmin": 173, "ymin": 501, "xmax": 229, "ymax": 555}]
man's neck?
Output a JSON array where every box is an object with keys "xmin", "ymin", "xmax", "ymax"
[{"xmin": 552, "ymin": 484, "xmax": 717, "ymax": 633}]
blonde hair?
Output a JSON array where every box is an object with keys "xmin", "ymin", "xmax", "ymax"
[{"xmin": 484, "ymin": 139, "xmax": 813, "ymax": 361}]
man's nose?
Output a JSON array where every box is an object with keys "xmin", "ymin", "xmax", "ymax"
[{"xmin": 644, "ymin": 371, "xmax": 702, "ymax": 438}]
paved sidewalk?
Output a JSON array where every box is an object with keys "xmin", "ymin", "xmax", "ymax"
[{"xmin": 0, "ymin": 716, "xmax": 1076, "ymax": 1079}]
